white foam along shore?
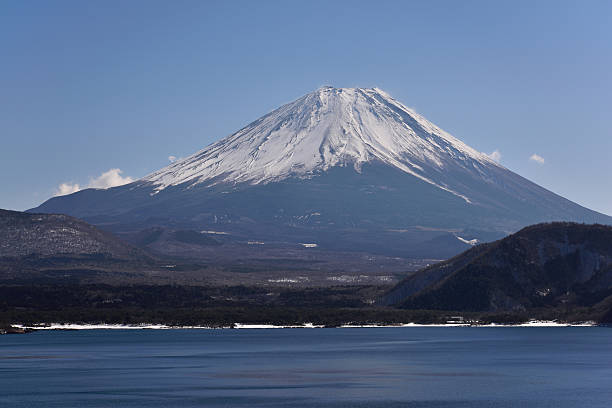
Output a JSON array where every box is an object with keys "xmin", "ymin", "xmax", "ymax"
[{"xmin": 13, "ymin": 320, "xmax": 597, "ymax": 330}]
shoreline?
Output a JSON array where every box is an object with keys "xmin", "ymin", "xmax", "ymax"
[{"xmin": 11, "ymin": 320, "xmax": 598, "ymax": 331}]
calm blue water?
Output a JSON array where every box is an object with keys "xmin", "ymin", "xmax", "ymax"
[{"xmin": 1, "ymin": 327, "xmax": 611, "ymax": 407}]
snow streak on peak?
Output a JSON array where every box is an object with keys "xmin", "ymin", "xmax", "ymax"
[{"xmin": 143, "ymin": 87, "xmax": 500, "ymax": 201}]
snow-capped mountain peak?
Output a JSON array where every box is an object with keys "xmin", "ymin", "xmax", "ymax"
[
  {"xmin": 33, "ymin": 86, "xmax": 612, "ymax": 260},
  {"xmin": 143, "ymin": 87, "xmax": 499, "ymax": 201}
]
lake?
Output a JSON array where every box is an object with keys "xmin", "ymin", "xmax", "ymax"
[{"xmin": 1, "ymin": 327, "xmax": 611, "ymax": 407}]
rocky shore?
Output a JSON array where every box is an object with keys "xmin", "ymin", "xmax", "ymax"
[{"xmin": 0, "ymin": 325, "xmax": 35, "ymax": 335}]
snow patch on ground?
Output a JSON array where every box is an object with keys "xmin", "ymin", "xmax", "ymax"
[
  {"xmin": 455, "ymin": 235, "xmax": 479, "ymax": 245},
  {"xmin": 201, "ymin": 230, "xmax": 229, "ymax": 235},
  {"xmin": 300, "ymin": 243, "xmax": 318, "ymax": 248},
  {"xmin": 14, "ymin": 320, "xmax": 596, "ymax": 330}
]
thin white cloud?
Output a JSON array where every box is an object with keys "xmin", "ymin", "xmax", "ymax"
[
  {"xmin": 88, "ymin": 168, "xmax": 134, "ymax": 189},
  {"xmin": 168, "ymin": 155, "xmax": 177, "ymax": 163},
  {"xmin": 55, "ymin": 182, "xmax": 81, "ymax": 196},
  {"xmin": 529, "ymin": 153, "xmax": 545, "ymax": 164},
  {"xmin": 487, "ymin": 150, "xmax": 501, "ymax": 163},
  {"xmin": 54, "ymin": 168, "xmax": 134, "ymax": 197}
]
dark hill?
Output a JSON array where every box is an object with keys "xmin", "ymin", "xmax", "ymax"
[
  {"xmin": 0, "ymin": 209, "xmax": 147, "ymax": 259},
  {"xmin": 382, "ymin": 223, "xmax": 612, "ymax": 316}
]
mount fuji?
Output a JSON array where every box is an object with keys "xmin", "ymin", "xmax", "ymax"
[{"xmin": 32, "ymin": 87, "xmax": 612, "ymax": 259}]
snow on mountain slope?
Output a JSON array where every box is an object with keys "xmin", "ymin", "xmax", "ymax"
[{"xmin": 144, "ymin": 87, "xmax": 500, "ymax": 202}]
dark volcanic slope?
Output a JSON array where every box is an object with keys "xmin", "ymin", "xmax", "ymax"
[
  {"xmin": 30, "ymin": 164, "xmax": 611, "ymax": 259},
  {"xmin": 382, "ymin": 223, "xmax": 612, "ymax": 313},
  {"xmin": 0, "ymin": 209, "xmax": 143, "ymax": 259}
]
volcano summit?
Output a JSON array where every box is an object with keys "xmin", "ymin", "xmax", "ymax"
[
  {"xmin": 145, "ymin": 87, "xmax": 488, "ymax": 202},
  {"xmin": 33, "ymin": 87, "xmax": 612, "ymax": 259}
]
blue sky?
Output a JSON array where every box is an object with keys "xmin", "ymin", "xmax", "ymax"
[{"xmin": 1, "ymin": 0, "xmax": 611, "ymax": 215}]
